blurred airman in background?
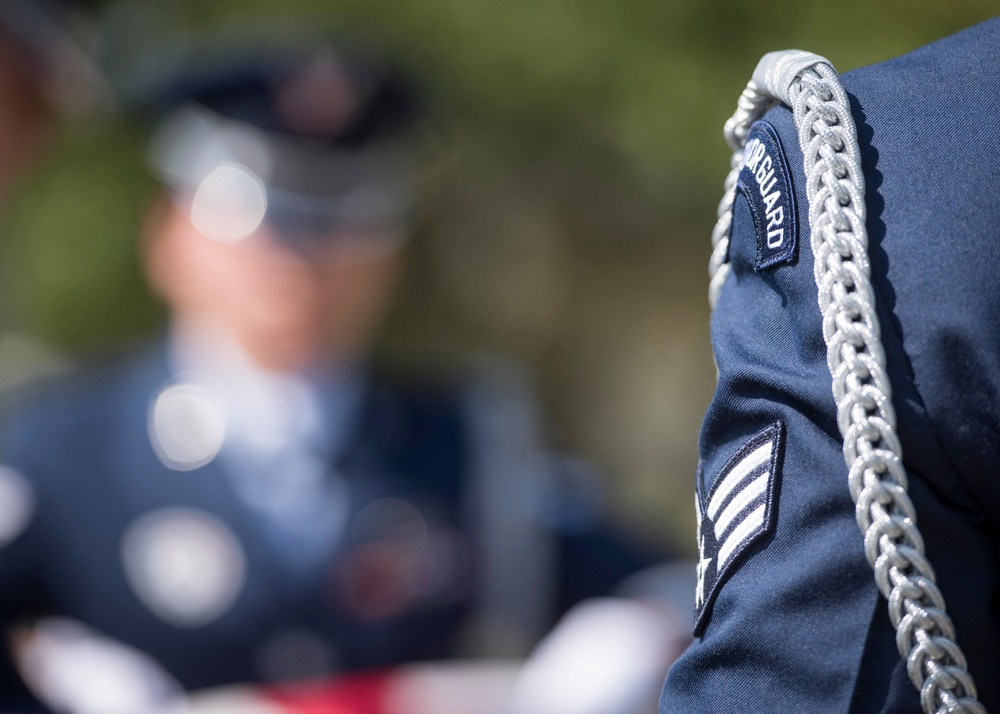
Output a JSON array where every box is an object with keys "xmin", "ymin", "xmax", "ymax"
[{"xmin": 0, "ymin": 24, "xmax": 691, "ymax": 714}]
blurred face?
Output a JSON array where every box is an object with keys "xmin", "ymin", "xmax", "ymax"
[{"xmin": 145, "ymin": 199, "xmax": 404, "ymax": 372}]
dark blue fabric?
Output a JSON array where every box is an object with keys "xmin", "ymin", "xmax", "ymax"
[
  {"xmin": 0, "ymin": 343, "xmax": 663, "ymax": 711},
  {"xmin": 661, "ymin": 17, "xmax": 1000, "ymax": 713}
]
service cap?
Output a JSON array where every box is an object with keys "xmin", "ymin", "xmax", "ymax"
[{"xmin": 141, "ymin": 35, "xmax": 424, "ymax": 250}]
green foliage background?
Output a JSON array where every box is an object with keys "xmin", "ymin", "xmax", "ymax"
[{"xmin": 2, "ymin": 2, "xmax": 995, "ymax": 548}]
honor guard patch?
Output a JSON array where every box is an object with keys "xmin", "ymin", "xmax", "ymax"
[
  {"xmin": 738, "ymin": 122, "xmax": 798, "ymax": 271},
  {"xmin": 694, "ymin": 421, "xmax": 784, "ymax": 636}
]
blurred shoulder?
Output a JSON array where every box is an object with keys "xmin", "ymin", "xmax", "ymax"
[{"xmin": 0, "ymin": 340, "xmax": 165, "ymax": 456}]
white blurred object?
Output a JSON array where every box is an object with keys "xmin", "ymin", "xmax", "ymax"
[
  {"xmin": 510, "ymin": 598, "xmax": 687, "ymax": 714},
  {"xmin": 189, "ymin": 163, "xmax": 268, "ymax": 242},
  {"xmin": 121, "ymin": 508, "xmax": 247, "ymax": 627},
  {"xmin": 383, "ymin": 661, "xmax": 521, "ymax": 714},
  {"xmin": 0, "ymin": 465, "xmax": 35, "ymax": 547},
  {"xmin": 149, "ymin": 383, "xmax": 227, "ymax": 471},
  {"xmin": 166, "ymin": 688, "xmax": 284, "ymax": 714},
  {"xmin": 13, "ymin": 617, "xmax": 186, "ymax": 714},
  {"xmin": 172, "ymin": 661, "xmax": 521, "ymax": 714}
]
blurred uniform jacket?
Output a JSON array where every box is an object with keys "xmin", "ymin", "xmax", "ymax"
[
  {"xmin": 660, "ymin": 17, "xmax": 1000, "ymax": 713},
  {"xmin": 0, "ymin": 344, "xmax": 663, "ymax": 711}
]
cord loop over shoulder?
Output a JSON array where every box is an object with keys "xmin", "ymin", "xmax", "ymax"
[{"xmin": 708, "ymin": 49, "xmax": 986, "ymax": 714}]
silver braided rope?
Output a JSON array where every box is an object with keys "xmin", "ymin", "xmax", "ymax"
[
  {"xmin": 709, "ymin": 50, "xmax": 985, "ymax": 714},
  {"xmin": 708, "ymin": 78, "xmax": 778, "ymax": 308}
]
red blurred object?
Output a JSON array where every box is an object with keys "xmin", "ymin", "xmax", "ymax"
[{"xmin": 264, "ymin": 671, "xmax": 395, "ymax": 714}]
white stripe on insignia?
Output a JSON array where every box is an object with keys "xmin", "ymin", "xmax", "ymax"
[
  {"xmin": 713, "ymin": 471, "xmax": 769, "ymax": 540},
  {"xmin": 706, "ymin": 441, "xmax": 771, "ymax": 519},
  {"xmin": 718, "ymin": 503, "xmax": 766, "ymax": 569}
]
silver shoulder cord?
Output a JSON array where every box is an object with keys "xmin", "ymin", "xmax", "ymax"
[{"xmin": 708, "ymin": 50, "xmax": 986, "ymax": 714}]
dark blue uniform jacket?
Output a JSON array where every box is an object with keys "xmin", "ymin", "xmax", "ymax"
[
  {"xmin": 662, "ymin": 17, "xmax": 1000, "ymax": 713},
  {"xmin": 0, "ymin": 345, "xmax": 660, "ymax": 712}
]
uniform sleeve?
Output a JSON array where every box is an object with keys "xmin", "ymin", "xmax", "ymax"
[
  {"xmin": 658, "ymin": 105, "xmax": 883, "ymax": 713},
  {"xmin": 661, "ymin": 70, "xmax": 1000, "ymax": 711}
]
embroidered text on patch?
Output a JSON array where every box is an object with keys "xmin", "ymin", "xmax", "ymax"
[
  {"xmin": 738, "ymin": 121, "xmax": 797, "ymax": 271},
  {"xmin": 694, "ymin": 421, "xmax": 783, "ymax": 636}
]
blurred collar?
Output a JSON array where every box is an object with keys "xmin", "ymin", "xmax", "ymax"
[{"xmin": 166, "ymin": 318, "xmax": 363, "ymax": 460}]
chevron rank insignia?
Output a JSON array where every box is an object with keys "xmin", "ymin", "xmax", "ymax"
[{"xmin": 694, "ymin": 421, "xmax": 784, "ymax": 636}]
